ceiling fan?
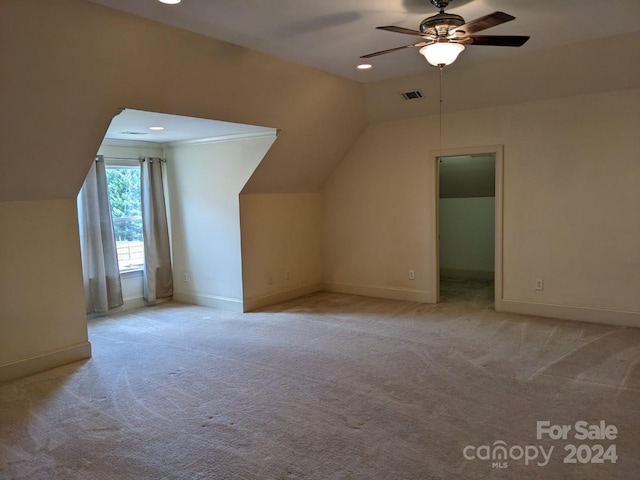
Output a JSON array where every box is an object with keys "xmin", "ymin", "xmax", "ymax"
[{"xmin": 361, "ymin": 0, "xmax": 530, "ymax": 67}]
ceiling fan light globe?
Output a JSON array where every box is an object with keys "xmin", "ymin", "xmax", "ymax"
[{"xmin": 419, "ymin": 42, "xmax": 465, "ymax": 66}]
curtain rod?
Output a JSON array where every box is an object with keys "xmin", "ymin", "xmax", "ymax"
[{"xmin": 96, "ymin": 156, "xmax": 166, "ymax": 162}]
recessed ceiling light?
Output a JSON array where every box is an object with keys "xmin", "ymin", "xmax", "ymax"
[
  {"xmin": 159, "ymin": 0, "xmax": 181, "ymax": 4},
  {"xmin": 357, "ymin": 64, "xmax": 373, "ymax": 70},
  {"xmin": 149, "ymin": 126, "xmax": 165, "ymax": 131}
]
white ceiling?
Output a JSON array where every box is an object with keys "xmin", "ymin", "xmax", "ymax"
[
  {"xmin": 89, "ymin": 0, "xmax": 640, "ymax": 83},
  {"xmin": 105, "ymin": 109, "xmax": 276, "ymax": 143}
]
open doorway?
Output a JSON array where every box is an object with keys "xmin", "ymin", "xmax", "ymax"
[{"xmin": 431, "ymin": 145, "xmax": 503, "ymax": 310}]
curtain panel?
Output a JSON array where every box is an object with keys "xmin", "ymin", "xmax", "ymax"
[
  {"xmin": 77, "ymin": 157, "xmax": 123, "ymax": 313},
  {"xmin": 141, "ymin": 157, "xmax": 173, "ymax": 303}
]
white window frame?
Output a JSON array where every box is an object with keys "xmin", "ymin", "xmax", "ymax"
[{"xmin": 105, "ymin": 159, "xmax": 144, "ymax": 274}]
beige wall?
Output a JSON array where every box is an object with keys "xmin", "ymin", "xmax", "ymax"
[
  {"xmin": 166, "ymin": 135, "xmax": 277, "ymax": 311},
  {"xmin": 240, "ymin": 194, "xmax": 323, "ymax": 311},
  {"xmin": 323, "ymin": 88, "xmax": 640, "ymax": 326},
  {"xmin": 321, "ymin": 118, "xmax": 436, "ymax": 303},
  {"xmin": 0, "ymin": 200, "xmax": 90, "ymax": 381}
]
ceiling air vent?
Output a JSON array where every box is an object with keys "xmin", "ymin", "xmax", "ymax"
[
  {"xmin": 119, "ymin": 131, "xmax": 149, "ymax": 135},
  {"xmin": 401, "ymin": 90, "xmax": 423, "ymax": 100}
]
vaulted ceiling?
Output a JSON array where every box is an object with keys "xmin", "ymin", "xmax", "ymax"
[
  {"xmin": 1, "ymin": 0, "xmax": 639, "ymax": 201},
  {"xmin": 88, "ymin": 0, "xmax": 640, "ymax": 144},
  {"xmin": 0, "ymin": 0, "xmax": 368, "ymax": 200},
  {"xmin": 88, "ymin": 0, "xmax": 640, "ymax": 82}
]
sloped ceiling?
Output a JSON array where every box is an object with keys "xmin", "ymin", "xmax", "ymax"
[
  {"xmin": 0, "ymin": 0, "xmax": 368, "ymax": 201},
  {"xmin": 87, "ymin": 0, "xmax": 640, "ymax": 83},
  {"xmin": 2, "ymin": 0, "xmax": 639, "ymax": 202},
  {"xmin": 90, "ymin": 0, "xmax": 640, "ymax": 145},
  {"xmin": 366, "ymin": 30, "xmax": 640, "ymax": 122}
]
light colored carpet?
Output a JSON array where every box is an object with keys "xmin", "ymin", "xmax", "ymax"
[{"xmin": 1, "ymin": 281, "xmax": 639, "ymax": 479}]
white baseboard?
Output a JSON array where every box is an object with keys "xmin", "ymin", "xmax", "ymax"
[
  {"xmin": 440, "ymin": 267, "xmax": 494, "ymax": 281},
  {"xmin": 87, "ymin": 296, "xmax": 171, "ymax": 320},
  {"xmin": 322, "ymin": 282, "xmax": 433, "ymax": 303},
  {"xmin": 243, "ymin": 283, "xmax": 322, "ymax": 312},
  {"xmin": 173, "ymin": 291, "xmax": 243, "ymax": 313},
  {"xmin": 0, "ymin": 342, "xmax": 92, "ymax": 384},
  {"xmin": 501, "ymin": 299, "xmax": 640, "ymax": 328},
  {"xmin": 108, "ymin": 295, "xmax": 147, "ymax": 314}
]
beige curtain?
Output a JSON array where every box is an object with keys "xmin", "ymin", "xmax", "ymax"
[
  {"xmin": 77, "ymin": 157, "xmax": 123, "ymax": 313},
  {"xmin": 141, "ymin": 157, "xmax": 173, "ymax": 303}
]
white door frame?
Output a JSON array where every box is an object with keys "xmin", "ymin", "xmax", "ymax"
[{"xmin": 430, "ymin": 144, "xmax": 504, "ymax": 310}]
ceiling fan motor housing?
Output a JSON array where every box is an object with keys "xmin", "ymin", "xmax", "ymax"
[{"xmin": 420, "ymin": 12, "xmax": 465, "ymax": 37}]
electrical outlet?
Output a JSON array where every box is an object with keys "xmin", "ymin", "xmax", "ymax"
[
  {"xmin": 267, "ymin": 274, "xmax": 273, "ymax": 285},
  {"xmin": 285, "ymin": 270, "xmax": 291, "ymax": 280},
  {"xmin": 409, "ymin": 269, "xmax": 415, "ymax": 280},
  {"xmin": 535, "ymin": 279, "xmax": 544, "ymax": 291},
  {"xmin": 183, "ymin": 273, "xmax": 189, "ymax": 283}
]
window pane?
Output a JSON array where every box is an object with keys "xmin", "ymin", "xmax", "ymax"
[{"xmin": 106, "ymin": 166, "xmax": 144, "ymax": 271}]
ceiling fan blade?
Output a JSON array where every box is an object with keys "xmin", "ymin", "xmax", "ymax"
[
  {"xmin": 467, "ymin": 35, "xmax": 530, "ymax": 47},
  {"xmin": 361, "ymin": 41, "xmax": 431, "ymax": 58},
  {"xmin": 376, "ymin": 25, "xmax": 428, "ymax": 38},
  {"xmin": 453, "ymin": 11, "xmax": 515, "ymax": 35}
]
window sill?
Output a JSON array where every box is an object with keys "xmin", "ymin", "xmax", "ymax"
[{"xmin": 120, "ymin": 268, "xmax": 143, "ymax": 279}]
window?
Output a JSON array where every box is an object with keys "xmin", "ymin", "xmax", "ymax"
[{"xmin": 105, "ymin": 165, "xmax": 144, "ymax": 272}]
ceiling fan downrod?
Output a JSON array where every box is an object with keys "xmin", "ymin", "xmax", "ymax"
[{"xmin": 430, "ymin": 0, "xmax": 451, "ymax": 12}]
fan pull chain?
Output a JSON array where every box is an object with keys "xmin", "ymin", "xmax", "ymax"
[{"xmin": 439, "ymin": 65, "xmax": 444, "ymax": 155}]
